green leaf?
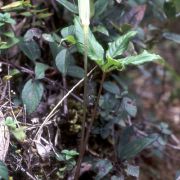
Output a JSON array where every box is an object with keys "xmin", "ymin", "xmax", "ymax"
[
  {"xmin": 94, "ymin": 0, "xmax": 109, "ymax": 17},
  {"xmin": 35, "ymin": 63, "xmax": 49, "ymax": 79},
  {"xmin": 103, "ymin": 81, "xmax": 120, "ymax": 94},
  {"xmin": 67, "ymin": 65, "xmax": 84, "ymax": 79},
  {"xmin": 95, "ymin": 159, "xmax": 113, "ymax": 180},
  {"xmin": 122, "ymin": 97, "xmax": 137, "ymax": 117},
  {"xmin": 102, "ymin": 56, "xmax": 124, "ymax": 72},
  {"xmin": 19, "ymin": 39, "xmax": 41, "ymax": 62},
  {"xmin": 11, "ymin": 127, "xmax": 26, "ymax": 142},
  {"xmin": 61, "ymin": 150, "xmax": 79, "ymax": 160},
  {"xmin": 93, "ymin": 25, "xmax": 109, "ymax": 36},
  {"xmin": 0, "ymin": 37, "xmax": 19, "ymax": 50},
  {"xmin": 106, "ymin": 31, "xmax": 137, "ymax": 58},
  {"xmin": 74, "ymin": 17, "xmax": 104, "ymax": 65},
  {"xmin": 120, "ymin": 50, "xmax": 162, "ymax": 67},
  {"xmin": 55, "ymin": 49, "xmax": 71, "ymax": 76},
  {"xmin": 163, "ymin": 32, "xmax": 180, "ymax": 44},
  {"xmin": 5, "ymin": 117, "xmax": 16, "ymax": 129},
  {"xmin": 125, "ymin": 164, "xmax": 139, "ymax": 178},
  {"xmin": 0, "ymin": 13, "xmax": 15, "ymax": 26},
  {"xmin": 118, "ymin": 134, "xmax": 158, "ymax": 160},
  {"xmin": 61, "ymin": 25, "xmax": 75, "ymax": 38},
  {"xmin": 164, "ymin": 1, "xmax": 176, "ymax": 19},
  {"xmin": 0, "ymin": 161, "xmax": 8, "ymax": 180},
  {"xmin": 56, "ymin": 0, "xmax": 78, "ymax": 14},
  {"xmin": 22, "ymin": 79, "xmax": 44, "ymax": 114}
]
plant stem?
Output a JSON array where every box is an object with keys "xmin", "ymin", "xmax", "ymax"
[
  {"xmin": 74, "ymin": 25, "xmax": 89, "ymax": 180},
  {"xmin": 83, "ymin": 72, "xmax": 106, "ymax": 153},
  {"xmin": 74, "ymin": 71, "xmax": 106, "ymax": 180}
]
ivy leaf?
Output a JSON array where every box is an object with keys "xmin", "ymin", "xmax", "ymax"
[
  {"xmin": 120, "ymin": 50, "xmax": 162, "ymax": 67},
  {"xmin": 118, "ymin": 134, "xmax": 158, "ymax": 160},
  {"xmin": 35, "ymin": 63, "xmax": 49, "ymax": 79},
  {"xmin": 0, "ymin": 161, "xmax": 8, "ymax": 180},
  {"xmin": 22, "ymin": 79, "xmax": 44, "ymax": 114},
  {"xmin": 56, "ymin": 0, "xmax": 78, "ymax": 14},
  {"xmin": 106, "ymin": 31, "xmax": 137, "ymax": 58},
  {"xmin": 74, "ymin": 17, "xmax": 104, "ymax": 66},
  {"xmin": 19, "ymin": 39, "xmax": 41, "ymax": 62}
]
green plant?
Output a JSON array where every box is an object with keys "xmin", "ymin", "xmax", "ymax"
[
  {"xmin": 56, "ymin": 149, "xmax": 79, "ymax": 179},
  {"xmin": 5, "ymin": 116, "xmax": 26, "ymax": 142}
]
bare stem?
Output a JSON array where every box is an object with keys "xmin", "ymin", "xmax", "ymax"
[
  {"xmin": 74, "ymin": 71, "xmax": 106, "ymax": 180},
  {"xmin": 74, "ymin": 25, "xmax": 89, "ymax": 180}
]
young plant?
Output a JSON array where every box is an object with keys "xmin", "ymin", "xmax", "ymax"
[{"xmin": 58, "ymin": 1, "xmax": 163, "ymax": 179}]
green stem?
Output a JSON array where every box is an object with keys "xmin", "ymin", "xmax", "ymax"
[{"xmin": 74, "ymin": 25, "xmax": 89, "ymax": 180}]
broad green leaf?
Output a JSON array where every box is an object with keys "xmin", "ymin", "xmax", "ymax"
[
  {"xmin": 19, "ymin": 39, "xmax": 41, "ymax": 62},
  {"xmin": 22, "ymin": 79, "xmax": 44, "ymax": 114},
  {"xmin": 94, "ymin": 0, "xmax": 109, "ymax": 17},
  {"xmin": 118, "ymin": 134, "xmax": 158, "ymax": 160},
  {"xmin": 67, "ymin": 65, "xmax": 84, "ymax": 79},
  {"xmin": 106, "ymin": 31, "xmax": 137, "ymax": 58},
  {"xmin": 164, "ymin": 1, "xmax": 176, "ymax": 18},
  {"xmin": 93, "ymin": 25, "xmax": 109, "ymax": 36},
  {"xmin": 35, "ymin": 63, "xmax": 49, "ymax": 79},
  {"xmin": 122, "ymin": 97, "xmax": 137, "ymax": 117},
  {"xmin": 56, "ymin": 0, "xmax": 78, "ymax": 14},
  {"xmin": 0, "ymin": 161, "xmax": 8, "ymax": 180},
  {"xmin": 119, "ymin": 126, "xmax": 134, "ymax": 147},
  {"xmin": 120, "ymin": 50, "xmax": 162, "ymax": 67},
  {"xmin": 55, "ymin": 49, "xmax": 71, "ymax": 76},
  {"xmin": 163, "ymin": 32, "xmax": 180, "ymax": 44},
  {"xmin": 103, "ymin": 81, "xmax": 120, "ymax": 94},
  {"xmin": 95, "ymin": 159, "xmax": 113, "ymax": 180},
  {"xmin": 24, "ymin": 28, "xmax": 42, "ymax": 41},
  {"xmin": 102, "ymin": 56, "xmax": 124, "ymax": 72},
  {"xmin": 61, "ymin": 25, "xmax": 75, "ymax": 38},
  {"xmin": 74, "ymin": 17, "xmax": 104, "ymax": 65}
]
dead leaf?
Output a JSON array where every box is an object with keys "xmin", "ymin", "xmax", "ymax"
[{"xmin": 0, "ymin": 111, "xmax": 10, "ymax": 162}]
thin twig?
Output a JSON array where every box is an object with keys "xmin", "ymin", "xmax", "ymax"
[
  {"xmin": 0, "ymin": 61, "xmax": 83, "ymax": 103},
  {"xmin": 33, "ymin": 66, "xmax": 97, "ymax": 140}
]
